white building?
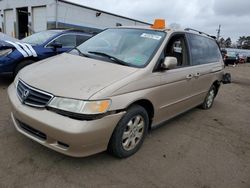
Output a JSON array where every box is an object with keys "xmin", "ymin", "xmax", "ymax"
[{"xmin": 0, "ymin": 0, "xmax": 151, "ymax": 39}]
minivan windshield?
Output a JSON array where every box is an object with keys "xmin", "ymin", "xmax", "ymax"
[
  {"xmin": 74, "ymin": 28, "xmax": 166, "ymax": 67},
  {"xmin": 22, "ymin": 30, "xmax": 60, "ymax": 45}
]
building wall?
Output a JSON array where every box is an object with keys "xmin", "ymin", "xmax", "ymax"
[
  {"xmin": 0, "ymin": 0, "xmax": 55, "ymax": 37},
  {"xmin": 0, "ymin": 0, "xmax": 150, "ymax": 37},
  {"xmin": 0, "ymin": 9, "xmax": 3, "ymax": 31},
  {"xmin": 56, "ymin": 1, "xmax": 149, "ymax": 30}
]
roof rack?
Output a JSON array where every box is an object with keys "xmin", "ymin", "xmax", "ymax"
[{"xmin": 184, "ymin": 28, "xmax": 216, "ymax": 40}]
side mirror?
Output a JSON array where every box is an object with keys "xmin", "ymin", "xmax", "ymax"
[
  {"xmin": 50, "ymin": 41, "xmax": 62, "ymax": 50},
  {"xmin": 162, "ymin": 57, "xmax": 177, "ymax": 70}
]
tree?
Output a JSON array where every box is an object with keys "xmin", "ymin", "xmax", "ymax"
[
  {"xmin": 237, "ymin": 36, "xmax": 250, "ymax": 49},
  {"xmin": 218, "ymin": 37, "xmax": 225, "ymax": 48},
  {"xmin": 224, "ymin": 37, "xmax": 232, "ymax": 48}
]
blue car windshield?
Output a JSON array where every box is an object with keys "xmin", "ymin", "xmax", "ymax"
[{"xmin": 21, "ymin": 31, "xmax": 60, "ymax": 45}]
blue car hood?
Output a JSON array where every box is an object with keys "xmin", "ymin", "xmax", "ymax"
[
  {"xmin": 0, "ymin": 32, "xmax": 20, "ymax": 49},
  {"xmin": 0, "ymin": 32, "xmax": 37, "ymax": 57}
]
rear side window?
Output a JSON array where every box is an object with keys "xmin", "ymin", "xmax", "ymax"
[{"xmin": 188, "ymin": 33, "xmax": 222, "ymax": 65}]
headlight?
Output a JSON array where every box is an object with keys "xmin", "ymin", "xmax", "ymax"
[
  {"xmin": 14, "ymin": 76, "xmax": 19, "ymax": 88},
  {"xmin": 48, "ymin": 97, "xmax": 111, "ymax": 115},
  {"xmin": 0, "ymin": 49, "xmax": 13, "ymax": 56}
]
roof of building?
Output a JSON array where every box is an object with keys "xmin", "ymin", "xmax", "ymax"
[{"xmin": 59, "ymin": 0, "xmax": 152, "ymax": 25}]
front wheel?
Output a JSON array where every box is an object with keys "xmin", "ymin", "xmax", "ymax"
[
  {"xmin": 108, "ymin": 105, "xmax": 149, "ymax": 158},
  {"xmin": 201, "ymin": 85, "xmax": 216, "ymax": 109}
]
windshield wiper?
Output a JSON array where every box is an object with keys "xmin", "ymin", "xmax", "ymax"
[
  {"xmin": 73, "ymin": 47, "xmax": 89, "ymax": 57},
  {"xmin": 88, "ymin": 51, "xmax": 128, "ymax": 66}
]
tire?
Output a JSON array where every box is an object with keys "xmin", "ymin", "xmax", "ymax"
[
  {"xmin": 108, "ymin": 105, "xmax": 149, "ymax": 158},
  {"xmin": 200, "ymin": 85, "xmax": 216, "ymax": 110},
  {"xmin": 222, "ymin": 73, "xmax": 231, "ymax": 84},
  {"xmin": 13, "ymin": 59, "xmax": 35, "ymax": 77}
]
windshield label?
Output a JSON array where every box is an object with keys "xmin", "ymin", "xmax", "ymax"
[{"xmin": 140, "ymin": 33, "xmax": 162, "ymax": 40}]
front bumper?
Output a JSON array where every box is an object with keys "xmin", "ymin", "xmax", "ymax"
[
  {"xmin": 0, "ymin": 56, "xmax": 16, "ymax": 73},
  {"xmin": 8, "ymin": 83, "xmax": 125, "ymax": 157}
]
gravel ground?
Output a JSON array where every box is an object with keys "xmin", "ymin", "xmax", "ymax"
[{"xmin": 0, "ymin": 64, "xmax": 250, "ymax": 188}]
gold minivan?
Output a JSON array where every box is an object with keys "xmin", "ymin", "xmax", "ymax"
[{"xmin": 8, "ymin": 20, "xmax": 225, "ymax": 158}]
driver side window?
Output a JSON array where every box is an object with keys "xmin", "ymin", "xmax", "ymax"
[
  {"xmin": 48, "ymin": 34, "xmax": 77, "ymax": 48},
  {"xmin": 165, "ymin": 34, "xmax": 189, "ymax": 67}
]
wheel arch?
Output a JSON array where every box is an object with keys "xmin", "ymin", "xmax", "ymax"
[
  {"xmin": 12, "ymin": 57, "xmax": 39, "ymax": 77},
  {"xmin": 126, "ymin": 99, "xmax": 154, "ymax": 129},
  {"xmin": 212, "ymin": 80, "xmax": 221, "ymax": 96},
  {"xmin": 13, "ymin": 57, "xmax": 38, "ymax": 71}
]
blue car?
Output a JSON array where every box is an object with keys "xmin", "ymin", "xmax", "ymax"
[{"xmin": 0, "ymin": 30, "xmax": 93, "ymax": 76}]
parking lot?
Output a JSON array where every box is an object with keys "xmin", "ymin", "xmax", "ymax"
[{"xmin": 0, "ymin": 64, "xmax": 250, "ymax": 188}]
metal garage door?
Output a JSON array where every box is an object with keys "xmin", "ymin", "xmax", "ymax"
[
  {"xmin": 32, "ymin": 6, "xmax": 47, "ymax": 32},
  {"xmin": 4, "ymin": 9, "xmax": 14, "ymax": 36}
]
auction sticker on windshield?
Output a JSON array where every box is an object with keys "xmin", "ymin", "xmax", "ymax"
[{"xmin": 140, "ymin": 33, "xmax": 162, "ymax": 40}]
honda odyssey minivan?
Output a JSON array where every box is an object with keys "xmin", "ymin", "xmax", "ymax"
[{"xmin": 8, "ymin": 20, "xmax": 225, "ymax": 158}]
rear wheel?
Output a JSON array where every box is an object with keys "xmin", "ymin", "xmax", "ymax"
[
  {"xmin": 13, "ymin": 59, "xmax": 35, "ymax": 77},
  {"xmin": 108, "ymin": 105, "xmax": 149, "ymax": 158},
  {"xmin": 201, "ymin": 85, "xmax": 216, "ymax": 109}
]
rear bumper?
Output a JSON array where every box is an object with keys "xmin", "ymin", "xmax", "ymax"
[
  {"xmin": 8, "ymin": 83, "xmax": 125, "ymax": 157},
  {"xmin": 224, "ymin": 59, "xmax": 237, "ymax": 65}
]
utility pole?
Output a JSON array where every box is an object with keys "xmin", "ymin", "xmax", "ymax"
[
  {"xmin": 216, "ymin": 25, "xmax": 221, "ymax": 41},
  {"xmin": 55, "ymin": 0, "xmax": 58, "ymax": 28}
]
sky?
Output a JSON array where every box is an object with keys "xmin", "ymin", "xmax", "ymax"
[{"xmin": 68, "ymin": 0, "xmax": 250, "ymax": 43}]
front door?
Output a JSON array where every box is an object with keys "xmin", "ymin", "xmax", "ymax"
[
  {"xmin": 17, "ymin": 7, "xmax": 29, "ymax": 39},
  {"xmin": 43, "ymin": 34, "xmax": 78, "ymax": 58},
  {"xmin": 153, "ymin": 34, "xmax": 197, "ymax": 124}
]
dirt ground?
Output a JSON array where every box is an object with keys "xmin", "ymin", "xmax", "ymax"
[{"xmin": 0, "ymin": 64, "xmax": 250, "ymax": 188}]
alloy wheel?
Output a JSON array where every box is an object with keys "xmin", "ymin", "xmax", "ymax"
[{"xmin": 122, "ymin": 115, "xmax": 145, "ymax": 151}]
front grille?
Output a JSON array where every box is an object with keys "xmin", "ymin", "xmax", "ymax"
[
  {"xmin": 17, "ymin": 80, "xmax": 53, "ymax": 108},
  {"xmin": 18, "ymin": 120, "xmax": 47, "ymax": 140}
]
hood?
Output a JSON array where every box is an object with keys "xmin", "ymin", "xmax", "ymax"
[
  {"xmin": 0, "ymin": 32, "xmax": 37, "ymax": 57},
  {"xmin": 0, "ymin": 32, "xmax": 20, "ymax": 49},
  {"xmin": 19, "ymin": 53, "xmax": 139, "ymax": 99}
]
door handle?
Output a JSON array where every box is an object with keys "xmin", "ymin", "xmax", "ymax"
[
  {"xmin": 186, "ymin": 74, "xmax": 193, "ymax": 79},
  {"xmin": 194, "ymin": 72, "xmax": 200, "ymax": 78}
]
